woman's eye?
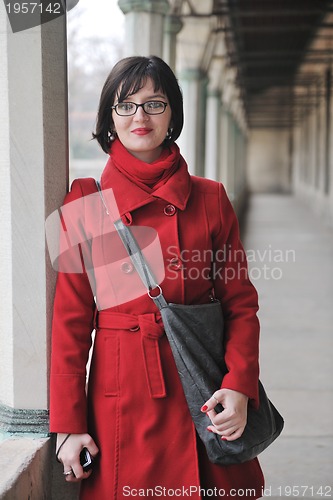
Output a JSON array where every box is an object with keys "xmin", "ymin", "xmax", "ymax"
[
  {"xmin": 146, "ymin": 101, "xmax": 163, "ymax": 109},
  {"xmin": 118, "ymin": 103, "xmax": 134, "ymax": 111}
]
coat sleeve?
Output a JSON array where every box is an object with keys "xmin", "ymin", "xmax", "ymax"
[
  {"xmin": 212, "ymin": 184, "xmax": 260, "ymax": 408},
  {"xmin": 49, "ymin": 179, "xmax": 96, "ymax": 434}
]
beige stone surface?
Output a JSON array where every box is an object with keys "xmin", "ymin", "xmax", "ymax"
[{"xmin": 243, "ymin": 194, "xmax": 333, "ymax": 499}]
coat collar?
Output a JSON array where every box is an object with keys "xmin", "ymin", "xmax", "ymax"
[{"xmin": 100, "ymin": 151, "xmax": 192, "ymax": 217}]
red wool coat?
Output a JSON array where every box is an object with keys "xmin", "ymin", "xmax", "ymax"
[{"xmin": 50, "ymin": 149, "xmax": 264, "ymax": 499}]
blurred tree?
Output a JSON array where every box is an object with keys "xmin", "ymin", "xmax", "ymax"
[{"xmin": 67, "ymin": 5, "xmax": 124, "ymax": 159}]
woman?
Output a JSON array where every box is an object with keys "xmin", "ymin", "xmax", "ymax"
[{"xmin": 50, "ymin": 55, "xmax": 264, "ymax": 499}]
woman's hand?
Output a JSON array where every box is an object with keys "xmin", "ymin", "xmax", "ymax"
[
  {"xmin": 201, "ymin": 388, "xmax": 249, "ymax": 441},
  {"xmin": 56, "ymin": 433, "xmax": 99, "ymax": 482}
]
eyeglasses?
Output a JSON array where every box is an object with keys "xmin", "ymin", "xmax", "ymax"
[{"xmin": 111, "ymin": 100, "xmax": 168, "ymax": 116}]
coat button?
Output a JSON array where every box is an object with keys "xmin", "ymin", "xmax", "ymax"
[
  {"xmin": 121, "ymin": 262, "xmax": 134, "ymax": 274},
  {"xmin": 164, "ymin": 204, "xmax": 176, "ymax": 216},
  {"xmin": 169, "ymin": 257, "xmax": 182, "ymax": 270}
]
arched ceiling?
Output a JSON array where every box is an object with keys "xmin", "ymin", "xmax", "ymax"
[{"xmin": 172, "ymin": 0, "xmax": 333, "ymax": 128}]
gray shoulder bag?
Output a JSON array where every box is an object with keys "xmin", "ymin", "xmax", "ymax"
[{"xmin": 96, "ymin": 180, "xmax": 284, "ymax": 465}]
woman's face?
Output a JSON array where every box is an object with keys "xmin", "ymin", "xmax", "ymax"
[{"xmin": 111, "ymin": 78, "xmax": 172, "ymax": 163}]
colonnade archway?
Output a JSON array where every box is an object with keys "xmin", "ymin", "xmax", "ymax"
[{"xmin": 0, "ymin": 1, "xmax": 332, "ymax": 498}]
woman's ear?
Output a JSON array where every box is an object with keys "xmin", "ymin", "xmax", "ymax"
[{"xmin": 110, "ymin": 119, "xmax": 117, "ymax": 133}]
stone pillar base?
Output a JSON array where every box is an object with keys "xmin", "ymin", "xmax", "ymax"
[{"xmin": 0, "ymin": 403, "xmax": 49, "ymax": 435}]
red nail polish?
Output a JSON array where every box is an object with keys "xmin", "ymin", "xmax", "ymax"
[
  {"xmin": 201, "ymin": 405, "xmax": 208, "ymax": 412},
  {"xmin": 221, "ymin": 436, "xmax": 227, "ymax": 441},
  {"xmin": 207, "ymin": 427, "xmax": 213, "ymax": 432}
]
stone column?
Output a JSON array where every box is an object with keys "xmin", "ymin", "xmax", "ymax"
[
  {"xmin": 163, "ymin": 14, "xmax": 183, "ymax": 71},
  {"xmin": 0, "ymin": 3, "xmax": 68, "ymax": 433},
  {"xmin": 219, "ymin": 105, "xmax": 232, "ymax": 192},
  {"xmin": 177, "ymin": 69, "xmax": 208, "ymax": 176},
  {"xmin": 205, "ymin": 89, "xmax": 221, "ymax": 181},
  {"xmin": 118, "ymin": 0, "xmax": 170, "ymax": 57},
  {"xmin": 227, "ymin": 113, "xmax": 236, "ymax": 200},
  {"xmin": 233, "ymin": 121, "xmax": 247, "ymax": 210}
]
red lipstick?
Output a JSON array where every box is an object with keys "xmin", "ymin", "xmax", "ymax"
[{"xmin": 132, "ymin": 128, "xmax": 152, "ymax": 136}]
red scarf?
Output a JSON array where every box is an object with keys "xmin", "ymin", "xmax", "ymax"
[
  {"xmin": 110, "ymin": 139, "xmax": 181, "ymax": 193},
  {"xmin": 100, "ymin": 139, "xmax": 192, "ymax": 215}
]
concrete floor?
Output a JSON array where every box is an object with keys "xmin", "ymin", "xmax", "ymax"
[{"xmin": 242, "ymin": 194, "xmax": 333, "ymax": 499}]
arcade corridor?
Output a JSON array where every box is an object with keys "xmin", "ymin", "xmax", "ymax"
[{"xmin": 1, "ymin": 0, "xmax": 333, "ymax": 498}]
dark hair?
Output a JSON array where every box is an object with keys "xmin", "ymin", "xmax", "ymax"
[{"xmin": 92, "ymin": 56, "xmax": 184, "ymax": 154}]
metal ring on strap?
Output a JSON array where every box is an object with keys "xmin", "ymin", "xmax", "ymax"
[{"xmin": 148, "ymin": 285, "xmax": 163, "ymax": 300}]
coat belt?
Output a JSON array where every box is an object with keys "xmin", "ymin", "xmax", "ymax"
[{"xmin": 95, "ymin": 310, "xmax": 167, "ymax": 399}]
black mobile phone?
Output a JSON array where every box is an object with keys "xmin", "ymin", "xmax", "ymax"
[{"xmin": 80, "ymin": 447, "xmax": 94, "ymax": 471}]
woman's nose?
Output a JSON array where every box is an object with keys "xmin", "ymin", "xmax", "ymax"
[{"xmin": 133, "ymin": 106, "xmax": 149, "ymax": 121}]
